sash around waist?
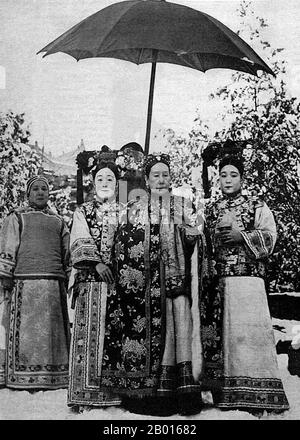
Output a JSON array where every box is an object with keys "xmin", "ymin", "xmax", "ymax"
[{"xmin": 13, "ymin": 272, "xmax": 66, "ymax": 280}]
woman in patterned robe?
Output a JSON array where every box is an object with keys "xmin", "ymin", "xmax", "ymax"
[
  {"xmin": 200, "ymin": 155, "xmax": 289, "ymax": 414},
  {"xmin": 0, "ymin": 176, "xmax": 70, "ymax": 390},
  {"xmin": 67, "ymin": 161, "xmax": 122, "ymax": 410},
  {"xmin": 96, "ymin": 154, "xmax": 204, "ymax": 416}
]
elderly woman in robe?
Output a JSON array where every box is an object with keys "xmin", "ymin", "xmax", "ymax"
[
  {"xmin": 0, "ymin": 175, "xmax": 70, "ymax": 390},
  {"xmin": 200, "ymin": 154, "xmax": 289, "ymax": 415},
  {"xmin": 96, "ymin": 153, "xmax": 204, "ymax": 417}
]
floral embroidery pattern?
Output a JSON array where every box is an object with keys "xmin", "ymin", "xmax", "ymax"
[
  {"xmin": 128, "ymin": 242, "xmax": 144, "ymax": 261},
  {"xmin": 133, "ymin": 316, "xmax": 146, "ymax": 333},
  {"xmin": 68, "ymin": 201, "xmax": 124, "ymax": 407},
  {"xmin": 98, "ymin": 215, "xmax": 162, "ymax": 396},
  {"xmin": 109, "ymin": 307, "xmax": 125, "ymax": 331},
  {"xmin": 119, "ymin": 266, "xmax": 145, "ymax": 293},
  {"xmin": 201, "ymin": 324, "xmax": 220, "ymax": 348},
  {"xmin": 200, "ymin": 274, "xmax": 224, "ymax": 383},
  {"xmin": 71, "ymin": 195, "xmax": 199, "ymax": 399},
  {"xmin": 205, "ymin": 194, "xmax": 266, "ymax": 278},
  {"xmin": 151, "ymin": 288, "xmax": 161, "ymax": 298},
  {"xmin": 122, "ymin": 338, "xmax": 147, "ymax": 361},
  {"xmin": 82, "ymin": 200, "xmax": 120, "ymax": 266}
]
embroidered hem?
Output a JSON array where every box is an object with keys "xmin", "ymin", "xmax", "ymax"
[
  {"xmin": 6, "ymin": 379, "xmax": 69, "ymax": 390},
  {"xmin": 68, "ymin": 281, "xmax": 122, "ymax": 407},
  {"xmin": 214, "ymin": 376, "xmax": 289, "ymax": 411},
  {"xmin": 6, "ymin": 279, "xmax": 69, "ymax": 390}
]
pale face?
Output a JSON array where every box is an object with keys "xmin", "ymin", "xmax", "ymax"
[
  {"xmin": 219, "ymin": 165, "xmax": 242, "ymax": 195},
  {"xmin": 94, "ymin": 167, "xmax": 117, "ymax": 201},
  {"xmin": 28, "ymin": 180, "xmax": 49, "ymax": 208},
  {"xmin": 146, "ymin": 162, "xmax": 171, "ymax": 195}
]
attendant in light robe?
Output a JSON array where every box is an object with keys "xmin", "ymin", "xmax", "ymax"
[
  {"xmin": 200, "ymin": 155, "xmax": 289, "ymax": 415},
  {"xmin": 0, "ymin": 176, "xmax": 70, "ymax": 390},
  {"xmin": 67, "ymin": 161, "xmax": 122, "ymax": 411}
]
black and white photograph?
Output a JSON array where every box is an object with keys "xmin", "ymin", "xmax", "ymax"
[{"xmin": 0, "ymin": 0, "xmax": 299, "ymax": 423}]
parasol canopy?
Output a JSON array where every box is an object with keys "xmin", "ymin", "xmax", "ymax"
[{"xmin": 38, "ymin": 0, "xmax": 274, "ymax": 154}]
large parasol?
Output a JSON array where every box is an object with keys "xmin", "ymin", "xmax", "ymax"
[{"xmin": 38, "ymin": 0, "xmax": 274, "ymax": 154}]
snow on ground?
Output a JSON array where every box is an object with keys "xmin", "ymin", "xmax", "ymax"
[
  {"xmin": 0, "ymin": 318, "xmax": 299, "ymax": 421},
  {"xmin": 270, "ymin": 292, "xmax": 300, "ymax": 298}
]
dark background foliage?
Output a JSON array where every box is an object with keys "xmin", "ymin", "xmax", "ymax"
[{"xmin": 162, "ymin": 0, "xmax": 300, "ymax": 292}]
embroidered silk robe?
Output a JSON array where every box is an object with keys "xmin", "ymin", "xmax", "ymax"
[
  {"xmin": 97, "ymin": 193, "xmax": 203, "ymax": 401},
  {"xmin": 200, "ymin": 194, "xmax": 289, "ymax": 412},
  {"xmin": 67, "ymin": 199, "xmax": 122, "ymax": 407}
]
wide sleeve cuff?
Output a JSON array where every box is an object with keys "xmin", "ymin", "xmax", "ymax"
[
  {"xmin": 0, "ymin": 213, "xmax": 20, "ymax": 278},
  {"xmin": 0, "ymin": 255, "xmax": 15, "ymax": 278},
  {"xmin": 70, "ymin": 238, "xmax": 102, "ymax": 269},
  {"xmin": 241, "ymin": 229, "xmax": 275, "ymax": 259}
]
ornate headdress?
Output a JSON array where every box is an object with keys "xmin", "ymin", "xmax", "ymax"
[
  {"xmin": 76, "ymin": 145, "xmax": 118, "ymax": 175},
  {"xmin": 220, "ymin": 140, "xmax": 244, "ymax": 174},
  {"xmin": 89, "ymin": 146, "xmax": 119, "ymax": 179},
  {"xmin": 91, "ymin": 160, "xmax": 120, "ymax": 180},
  {"xmin": 120, "ymin": 142, "xmax": 144, "ymax": 154},
  {"xmin": 201, "ymin": 138, "xmax": 247, "ymax": 197},
  {"xmin": 219, "ymin": 155, "xmax": 244, "ymax": 176},
  {"xmin": 143, "ymin": 153, "xmax": 170, "ymax": 176},
  {"xmin": 91, "ymin": 146, "xmax": 117, "ymax": 168},
  {"xmin": 115, "ymin": 142, "xmax": 144, "ymax": 179}
]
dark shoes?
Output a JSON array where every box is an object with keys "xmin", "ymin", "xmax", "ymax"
[
  {"xmin": 177, "ymin": 393, "xmax": 203, "ymax": 416},
  {"xmin": 69, "ymin": 404, "xmax": 92, "ymax": 413},
  {"xmin": 122, "ymin": 363, "xmax": 203, "ymax": 417},
  {"xmin": 122, "ymin": 396, "xmax": 178, "ymax": 417},
  {"xmin": 123, "ymin": 394, "xmax": 202, "ymax": 417}
]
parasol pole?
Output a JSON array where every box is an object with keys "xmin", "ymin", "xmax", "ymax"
[{"xmin": 144, "ymin": 49, "xmax": 158, "ymax": 155}]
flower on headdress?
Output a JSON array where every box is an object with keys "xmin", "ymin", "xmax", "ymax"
[
  {"xmin": 143, "ymin": 153, "xmax": 170, "ymax": 175},
  {"xmin": 115, "ymin": 154, "xmax": 126, "ymax": 169},
  {"xmin": 88, "ymin": 157, "xmax": 95, "ymax": 168},
  {"xmin": 115, "ymin": 148, "xmax": 144, "ymax": 176}
]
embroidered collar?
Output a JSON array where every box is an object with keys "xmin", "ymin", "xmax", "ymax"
[
  {"xmin": 220, "ymin": 192, "xmax": 245, "ymax": 208},
  {"xmin": 94, "ymin": 199, "xmax": 118, "ymax": 211}
]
